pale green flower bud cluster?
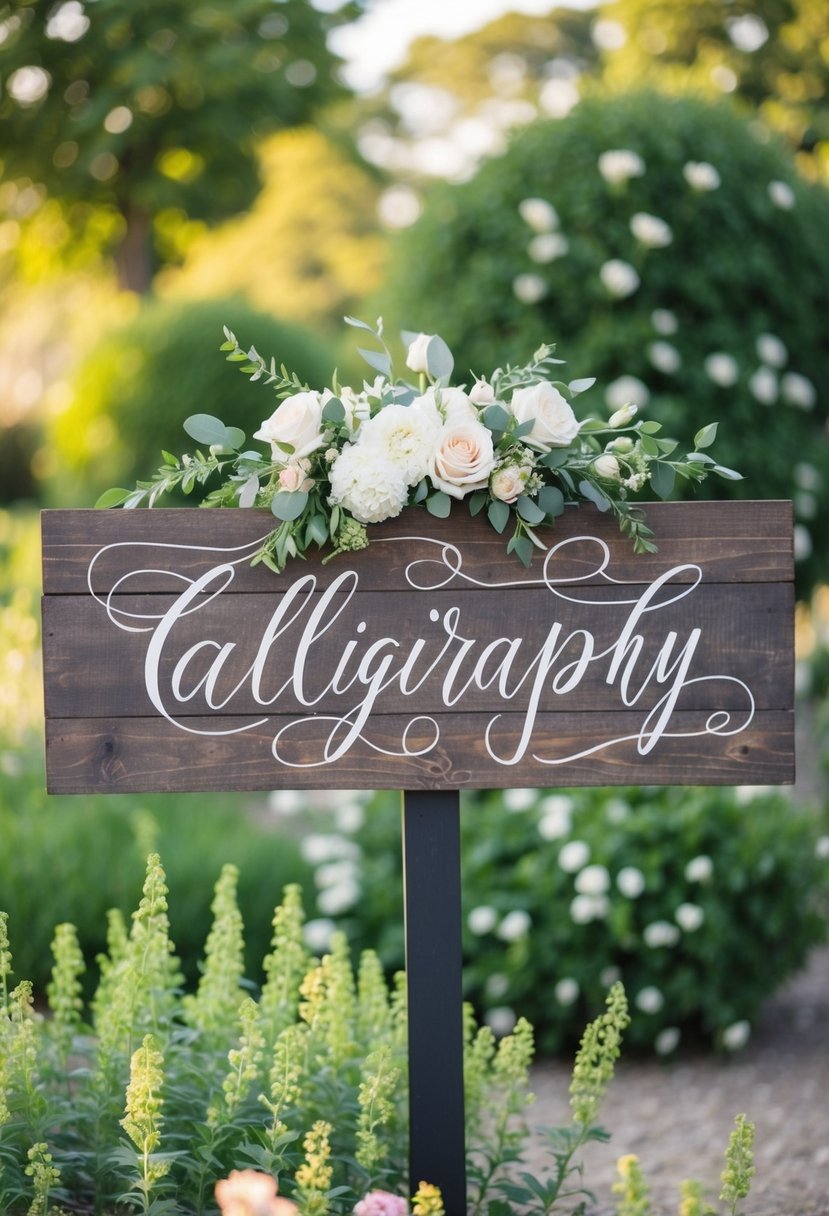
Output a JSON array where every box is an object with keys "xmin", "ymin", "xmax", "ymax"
[
  {"xmin": 612, "ymin": 1153, "xmax": 652, "ymax": 1216},
  {"xmin": 356, "ymin": 1045, "xmax": 401, "ymax": 1173},
  {"xmin": 182, "ymin": 863, "xmax": 246, "ymax": 1045},
  {"xmin": 120, "ymin": 1033, "xmax": 171, "ymax": 1192},
  {"xmin": 295, "ymin": 1118, "xmax": 334, "ymax": 1215},
  {"xmin": 720, "ymin": 1113, "xmax": 756, "ymax": 1214},
  {"xmin": 570, "ymin": 981, "xmax": 630, "ymax": 1127},
  {"xmin": 25, "ymin": 1141, "xmax": 62, "ymax": 1216},
  {"xmin": 47, "ymin": 922, "xmax": 85, "ymax": 1064}
]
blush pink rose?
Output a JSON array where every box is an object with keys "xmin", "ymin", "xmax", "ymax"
[{"xmin": 429, "ymin": 419, "xmax": 496, "ymax": 499}]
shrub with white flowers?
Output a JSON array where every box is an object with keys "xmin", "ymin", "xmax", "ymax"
[{"xmin": 382, "ymin": 89, "xmax": 829, "ymax": 593}]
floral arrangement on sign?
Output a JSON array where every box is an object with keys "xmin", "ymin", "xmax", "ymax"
[{"xmin": 97, "ymin": 317, "xmax": 740, "ymax": 573}]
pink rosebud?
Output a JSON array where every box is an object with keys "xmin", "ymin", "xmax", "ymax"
[{"xmin": 278, "ymin": 463, "xmax": 315, "ymax": 493}]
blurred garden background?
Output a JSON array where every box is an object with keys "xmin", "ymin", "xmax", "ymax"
[{"xmin": 1, "ymin": 0, "xmax": 829, "ymax": 1058}]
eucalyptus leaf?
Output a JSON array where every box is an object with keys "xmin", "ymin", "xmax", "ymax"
[
  {"xmin": 271, "ymin": 490, "xmax": 308, "ymax": 522},
  {"xmin": 578, "ymin": 479, "xmax": 610, "ymax": 511},
  {"xmin": 413, "ymin": 478, "xmax": 429, "ymax": 503},
  {"xmin": 516, "ymin": 495, "xmax": 546, "ymax": 525},
  {"xmin": 344, "ymin": 315, "xmax": 378, "ymax": 334},
  {"xmin": 425, "ymin": 334, "xmax": 454, "ymax": 381},
  {"xmin": 238, "ymin": 474, "xmax": 260, "ymax": 509},
  {"xmin": 488, "ymin": 498, "xmax": 510, "ymax": 533},
  {"xmin": 541, "ymin": 449, "xmax": 569, "ymax": 468},
  {"xmin": 713, "ymin": 464, "xmax": 743, "ymax": 480},
  {"xmin": 639, "ymin": 421, "xmax": 663, "ymax": 434},
  {"xmin": 426, "ymin": 491, "xmax": 452, "ymax": 518},
  {"xmin": 184, "ymin": 414, "xmax": 232, "ymax": 447},
  {"xmin": 322, "ymin": 397, "xmax": 346, "ymax": 424},
  {"xmin": 650, "ymin": 461, "xmax": 676, "ymax": 500},
  {"xmin": 305, "ymin": 514, "xmax": 329, "ymax": 547},
  {"xmin": 568, "ymin": 376, "xmax": 596, "ymax": 394},
  {"xmin": 225, "ymin": 426, "xmax": 245, "ymax": 450},
  {"xmin": 507, "ymin": 533, "xmax": 534, "ymax": 567},
  {"xmin": 537, "ymin": 485, "xmax": 565, "ymax": 517},
  {"xmin": 468, "ymin": 490, "xmax": 487, "ymax": 516},
  {"xmin": 483, "ymin": 403, "xmax": 511, "ymax": 432},
  {"xmin": 357, "ymin": 346, "xmax": 392, "ymax": 377}
]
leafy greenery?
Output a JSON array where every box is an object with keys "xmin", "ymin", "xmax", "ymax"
[
  {"xmin": 0, "ymin": 856, "xmax": 756, "ymax": 1214},
  {"xmin": 0, "ymin": 0, "xmax": 351, "ymax": 290},
  {"xmin": 381, "ymin": 89, "xmax": 829, "ymax": 593},
  {"xmin": 301, "ymin": 783, "xmax": 829, "ymax": 1055},
  {"xmin": 44, "ymin": 297, "xmax": 334, "ymax": 505}
]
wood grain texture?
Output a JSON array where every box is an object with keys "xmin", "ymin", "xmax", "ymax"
[{"xmin": 41, "ymin": 502, "xmax": 795, "ymax": 793}]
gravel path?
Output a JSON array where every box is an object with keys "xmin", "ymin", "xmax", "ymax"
[{"xmin": 526, "ymin": 945, "xmax": 829, "ymax": 1215}]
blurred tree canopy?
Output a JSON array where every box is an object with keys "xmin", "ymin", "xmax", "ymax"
[
  {"xmin": 0, "ymin": 0, "xmax": 356, "ymax": 292},
  {"xmin": 159, "ymin": 127, "xmax": 387, "ymax": 333},
  {"xmin": 599, "ymin": 0, "xmax": 829, "ymax": 176}
]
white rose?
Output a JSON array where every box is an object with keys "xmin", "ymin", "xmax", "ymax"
[
  {"xmin": 490, "ymin": 465, "xmax": 526, "ymax": 504},
  {"xmin": 510, "ymin": 381, "xmax": 579, "ymax": 451},
  {"xmin": 328, "ymin": 444, "xmax": 409, "ymax": 523},
  {"xmin": 254, "ymin": 391, "xmax": 326, "ymax": 460},
  {"xmin": 429, "ymin": 419, "xmax": 496, "ymax": 499},
  {"xmin": 405, "ymin": 332, "xmax": 436, "ymax": 374}
]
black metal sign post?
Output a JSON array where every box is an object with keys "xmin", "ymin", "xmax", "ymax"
[{"xmin": 402, "ymin": 789, "xmax": 467, "ymax": 1214}]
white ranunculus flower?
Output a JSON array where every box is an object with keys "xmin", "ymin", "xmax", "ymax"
[
  {"xmin": 616, "ymin": 866, "xmax": 646, "ymax": 899},
  {"xmin": 358, "ymin": 400, "xmax": 441, "ymax": 485},
  {"xmin": 597, "ymin": 148, "xmax": 645, "ymax": 184},
  {"xmin": 630, "ymin": 211, "xmax": 673, "ymax": 248},
  {"xmin": 683, "ymin": 160, "xmax": 721, "ymax": 191},
  {"xmin": 429, "ymin": 418, "xmax": 496, "ymax": 498},
  {"xmin": 599, "ymin": 258, "xmax": 640, "ymax": 298},
  {"xmin": 510, "ymin": 381, "xmax": 579, "ymax": 450},
  {"xmin": 254, "ymin": 390, "xmax": 326, "ymax": 460},
  {"xmin": 328, "ymin": 444, "xmax": 409, "ymax": 523},
  {"xmin": 518, "ymin": 196, "xmax": 559, "ymax": 232},
  {"xmin": 704, "ymin": 352, "xmax": 739, "ymax": 387},
  {"xmin": 405, "ymin": 332, "xmax": 436, "ymax": 374}
]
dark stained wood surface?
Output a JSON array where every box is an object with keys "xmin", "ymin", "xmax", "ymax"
[{"xmin": 41, "ymin": 502, "xmax": 795, "ymax": 793}]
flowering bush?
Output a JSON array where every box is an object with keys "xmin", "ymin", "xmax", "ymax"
[
  {"xmin": 381, "ymin": 90, "xmax": 829, "ymax": 593},
  {"xmin": 297, "ymin": 784, "xmax": 829, "ymax": 1054},
  {"xmin": 97, "ymin": 316, "xmax": 738, "ymax": 571},
  {"xmin": 0, "ymin": 856, "xmax": 755, "ymax": 1215}
]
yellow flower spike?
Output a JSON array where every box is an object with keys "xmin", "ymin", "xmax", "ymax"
[{"xmin": 412, "ymin": 1180, "xmax": 445, "ymax": 1216}]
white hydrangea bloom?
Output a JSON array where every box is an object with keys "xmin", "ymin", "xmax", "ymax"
[
  {"xmin": 513, "ymin": 272, "xmax": 547, "ymax": 304},
  {"xmin": 504, "ymin": 788, "xmax": 536, "ymax": 812},
  {"xmin": 518, "ymin": 196, "xmax": 559, "ymax": 232},
  {"xmin": 651, "ymin": 309, "xmax": 679, "ymax": 335},
  {"xmin": 630, "ymin": 211, "xmax": 673, "ymax": 248},
  {"xmin": 683, "ymin": 161, "xmax": 721, "ymax": 191},
  {"xmin": 749, "ymin": 366, "xmax": 778, "ymax": 405},
  {"xmin": 685, "ymin": 854, "xmax": 714, "ymax": 883},
  {"xmin": 574, "ymin": 864, "xmax": 611, "ymax": 896},
  {"xmin": 570, "ymin": 893, "xmax": 610, "ymax": 923},
  {"xmin": 554, "ymin": 977, "xmax": 580, "ymax": 1005},
  {"xmin": 599, "ymin": 258, "xmax": 640, "ymax": 298},
  {"xmin": 616, "ymin": 866, "xmax": 646, "ymax": 899},
  {"xmin": 497, "ymin": 909, "xmax": 532, "ymax": 941},
  {"xmin": 647, "ymin": 341, "xmax": 681, "ymax": 374},
  {"xmin": 756, "ymin": 333, "xmax": 788, "ymax": 367},
  {"xmin": 635, "ymin": 986, "xmax": 665, "ymax": 1014},
  {"xmin": 781, "ymin": 372, "xmax": 816, "ymax": 410},
  {"xmin": 559, "ymin": 840, "xmax": 590, "ymax": 872},
  {"xmin": 303, "ymin": 918, "xmax": 337, "ymax": 953},
  {"xmin": 468, "ymin": 905, "xmax": 498, "ymax": 935},
  {"xmin": 597, "ymin": 148, "xmax": 645, "ymax": 184},
  {"xmin": 328, "ymin": 443, "xmax": 409, "ymax": 523},
  {"xmin": 528, "ymin": 232, "xmax": 569, "ymax": 263},
  {"xmin": 605, "ymin": 375, "xmax": 650, "ymax": 410},
  {"xmin": 485, "ymin": 1006, "xmax": 518, "ymax": 1036},
  {"xmin": 704, "ymin": 352, "xmax": 739, "ymax": 387},
  {"xmin": 643, "ymin": 920, "xmax": 681, "ymax": 948},
  {"xmin": 358, "ymin": 398, "xmax": 442, "ymax": 485},
  {"xmin": 675, "ymin": 902, "xmax": 705, "ymax": 932},
  {"xmin": 485, "ymin": 973, "xmax": 511, "ymax": 1000},
  {"xmin": 317, "ymin": 878, "xmax": 360, "ymax": 915}
]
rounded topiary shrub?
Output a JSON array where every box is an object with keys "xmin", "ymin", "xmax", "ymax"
[
  {"xmin": 383, "ymin": 90, "xmax": 829, "ymax": 593},
  {"xmin": 44, "ymin": 296, "xmax": 335, "ymax": 505},
  {"xmin": 291, "ymin": 784, "xmax": 828, "ymax": 1055}
]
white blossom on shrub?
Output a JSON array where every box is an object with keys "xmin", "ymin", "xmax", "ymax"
[
  {"xmin": 554, "ymin": 977, "xmax": 580, "ymax": 1005},
  {"xmin": 768, "ymin": 179, "xmax": 795, "ymax": 209},
  {"xmin": 635, "ymin": 986, "xmax": 665, "ymax": 1014},
  {"xmin": 558, "ymin": 840, "xmax": 590, "ymax": 872},
  {"xmin": 605, "ymin": 375, "xmax": 649, "ymax": 410},
  {"xmin": 630, "ymin": 211, "xmax": 672, "ymax": 248},
  {"xmin": 468, "ymin": 905, "xmax": 498, "ymax": 935},
  {"xmin": 643, "ymin": 920, "xmax": 681, "ymax": 948},
  {"xmin": 518, "ymin": 196, "xmax": 559, "ymax": 231},
  {"xmin": 528, "ymin": 232, "xmax": 569, "ymax": 262},
  {"xmin": 683, "ymin": 160, "xmax": 721, "ymax": 191},
  {"xmin": 599, "ymin": 258, "xmax": 640, "ymax": 298},
  {"xmin": 497, "ymin": 909, "xmax": 532, "ymax": 941},
  {"xmin": 722, "ymin": 1020, "xmax": 751, "ymax": 1050},
  {"xmin": 756, "ymin": 333, "xmax": 787, "ymax": 367},
  {"xmin": 749, "ymin": 366, "xmax": 778, "ymax": 405},
  {"xmin": 704, "ymin": 352, "xmax": 739, "ymax": 387},
  {"xmin": 685, "ymin": 855, "xmax": 714, "ymax": 883},
  {"xmin": 647, "ymin": 341, "xmax": 681, "ymax": 374},
  {"xmin": 675, "ymin": 902, "xmax": 705, "ymax": 932},
  {"xmin": 512, "ymin": 272, "xmax": 547, "ymax": 304},
  {"xmin": 616, "ymin": 866, "xmax": 646, "ymax": 898},
  {"xmin": 655, "ymin": 1026, "xmax": 681, "ymax": 1055},
  {"xmin": 651, "ymin": 308, "xmax": 678, "ymax": 335},
  {"xmin": 570, "ymin": 894, "xmax": 610, "ymax": 923},
  {"xmin": 597, "ymin": 148, "xmax": 645, "ymax": 184},
  {"xmin": 485, "ymin": 1006, "xmax": 517, "ymax": 1036},
  {"xmin": 574, "ymin": 864, "xmax": 611, "ymax": 896},
  {"xmin": 781, "ymin": 372, "xmax": 816, "ymax": 410}
]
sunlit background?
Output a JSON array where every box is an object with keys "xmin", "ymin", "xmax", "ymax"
[{"xmin": 1, "ymin": 0, "xmax": 828, "ymax": 1077}]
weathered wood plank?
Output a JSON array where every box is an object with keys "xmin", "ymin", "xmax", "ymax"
[
  {"xmin": 41, "ymin": 501, "xmax": 794, "ymax": 594},
  {"xmin": 42, "ymin": 583, "xmax": 794, "ymax": 719},
  {"xmin": 44, "ymin": 710, "xmax": 794, "ymax": 793}
]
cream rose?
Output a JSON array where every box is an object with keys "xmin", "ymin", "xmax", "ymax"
[
  {"xmin": 509, "ymin": 381, "xmax": 579, "ymax": 450},
  {"xmin": 429, "ymin": 419, "xmax": 496, "ymax": 499},
  {"xmin": 592, "ymin": 453, "xmax": 621, "ymax": 480},
  {"xmin": 469, "ymin": 378, "xmax": 496, "ymax": 405},
  {"xmin": 254, "ymin": 391, "xmax": 326, "ymax": 460},
  {"xmin": 490, "ymin": 465, "xmax": 526, "ymax": 504}
]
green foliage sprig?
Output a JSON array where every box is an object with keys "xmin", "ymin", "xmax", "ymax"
[{"xmin": 97, "ymin": 318, "xmax": 739, "ymax": 571}]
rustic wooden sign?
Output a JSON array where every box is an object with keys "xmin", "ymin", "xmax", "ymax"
[{"xmin": 41, "ymin": 500, "xmax": 794, "ymax": 794}]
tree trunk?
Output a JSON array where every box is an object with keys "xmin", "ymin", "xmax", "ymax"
[{"xmin": 114, "ymin": 203, "xmax": 154, "ymax": 294}]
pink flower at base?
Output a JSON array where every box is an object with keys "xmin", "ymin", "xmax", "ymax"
[
  {"xmin": 354, "ymin": 1189, "xmax": 410, "ymax": 1216},
  {"xmin": 215, "ymin": 1169, "xmax": 299, "ymax": 1216}
]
